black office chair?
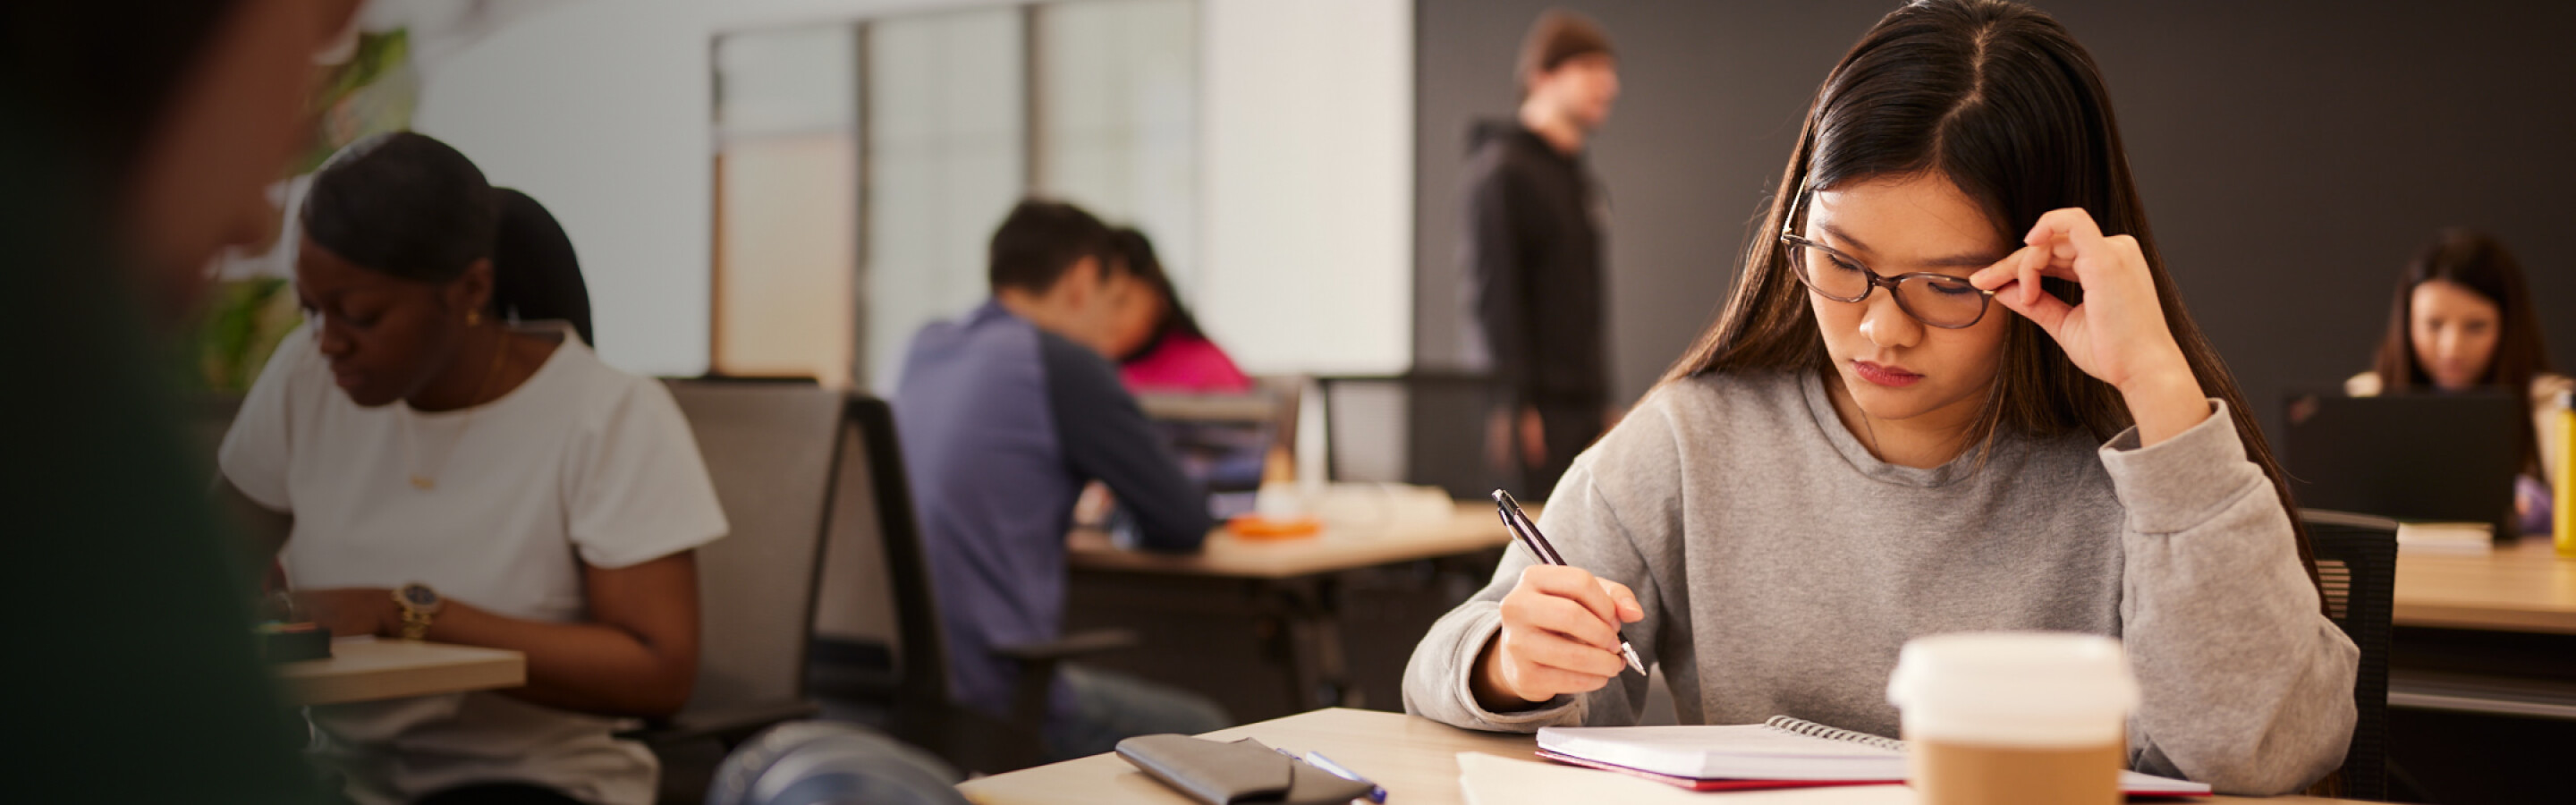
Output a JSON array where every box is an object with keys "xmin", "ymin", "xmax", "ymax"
[
  {"xmin": 817, "ymin": 394, "xmax": 1132, "ymax": 775},
  {"xmin": 2300, "ymin": 508, "xmax": 2397, "ymax": 801},
  {"xmin": 627, "ymin": 380, "xmax": 843, "ymax": 747}
]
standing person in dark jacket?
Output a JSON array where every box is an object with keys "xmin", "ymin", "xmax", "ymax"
[{"xmin": 1462, "ymin": 9, "xmax": 1621, "ymax": 497}]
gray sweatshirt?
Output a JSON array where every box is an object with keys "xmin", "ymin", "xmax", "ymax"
[{"xmin": 1402, "ymin": 370, "xmax": 2358, "ymax": 796}]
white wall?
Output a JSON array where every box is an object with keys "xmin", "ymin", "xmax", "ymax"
[
  {"xmin": 1199, "ymin": 0, "xmax": 1414, "ymax": 376},
  {"xmin": 414, "ymin": 0, "xmax": 1412, "ymax": 377}
]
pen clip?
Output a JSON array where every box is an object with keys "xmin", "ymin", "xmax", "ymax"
[{"xmin": 1490, "ymin": 489, "xmax": 1563, "ymax": 565}]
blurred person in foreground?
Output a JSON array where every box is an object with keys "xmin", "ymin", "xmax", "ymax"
[
  {"xmin": 1462, "ymin": 9, "xmax": 1622, "ymax": 497},
  {"xmin": 0, "ymin": 1, "xmax": 361, "ymax": 802}
]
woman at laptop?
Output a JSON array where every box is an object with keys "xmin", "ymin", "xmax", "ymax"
[
  {"xmin": 2346, "ymin": 228, "xmax": 2567, "ymax": 536},
  {"xmin": 1402, "ymin": 0, "xmax": 2355, "ymax": 796},
  {"xmin": 1114, "ymin": 226, "xmax": 1253, "ymax": 394},
  {"xmin": 219, "ymin": 131, "xmax": 728, "ymax": 805}
]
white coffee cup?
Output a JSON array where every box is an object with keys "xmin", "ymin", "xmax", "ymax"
[{"xmin": 1886, "ymin": 632, "xmax": 2140, "ymax": 805}]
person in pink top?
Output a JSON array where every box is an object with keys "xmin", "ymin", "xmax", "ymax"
[{"xmin": 1114, "ymin": 227, "xmax": 1254, "ymax": 394}]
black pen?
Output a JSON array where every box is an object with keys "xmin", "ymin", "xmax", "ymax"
[{"xmin": 1491, "ymin": 489, "xmax": 1645, "ymax": 676}]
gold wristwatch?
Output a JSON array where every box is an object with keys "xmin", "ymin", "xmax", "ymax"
[{"xmin": 393, "ymin": 582, "xmax": 443, "ymax": 640}]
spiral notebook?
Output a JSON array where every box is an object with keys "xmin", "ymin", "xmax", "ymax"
[{"xmin": 1534, "ymin": 716, "xmax": 2212, "ymax": 796}]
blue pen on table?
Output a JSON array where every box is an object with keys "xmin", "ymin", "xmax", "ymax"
[
  {"xmin": 1274, "ymin": 747, "xmax": 1388, "ymax": 803},
  {"xmin": 1491, "ymin": 489, "xmax": 1646, "ymax": 676}
]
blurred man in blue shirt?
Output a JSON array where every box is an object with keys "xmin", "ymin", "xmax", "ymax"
[{"xmin": 893, "ymin": 199, "xmax": 1228, "ymax": 761}]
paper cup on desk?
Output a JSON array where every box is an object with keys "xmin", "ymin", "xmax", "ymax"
[
  {"xmin": 1887, "ymin": 632, "xmax": 2138, "ymax": 805},
  {"xmin": 1255, "ymin": 480, "xmax": 1309, "ymax": 519}
]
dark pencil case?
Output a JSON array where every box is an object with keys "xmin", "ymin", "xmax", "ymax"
[{"xmin": 1114, "ymin": 734, "xmax": 1375, "ymax": 805}]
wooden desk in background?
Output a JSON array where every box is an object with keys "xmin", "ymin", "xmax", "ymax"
[
  {"xmin": 956, "ymin": 708, "xmax": 2368, "ymax": 805},
  {"xmin": 2392, "ymin": 538, "xmax": 2576, "ymax": 633},
  {"xmin": 2385, "ymin": 538, "xmax": 2576, "ymax": 725},
  {"xmin": 1067, "ymin": 501, "xmax": 1513, "ymax": 579},
  {"xmin": 274, "ymin": 639, "xmax": 525, "ymax": 707},
  {"xmin": 1066, "ymin": 502, "xmax": 1513, "ymax": 715},
  {"xmin": 1075, "ymin": 515, "xmax": 2576, "ymax": 630}
]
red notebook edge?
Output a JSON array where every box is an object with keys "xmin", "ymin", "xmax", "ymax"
[
  {"xmin": 1530, "ymin": 750, "xmax": 1894, "ymax": 792},
  {"xmin": 1527, "ymin": 750, "xmax": 2213, "ymax": 799}
]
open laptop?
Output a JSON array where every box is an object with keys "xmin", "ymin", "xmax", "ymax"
[
  {"xmin": 1138, "ymin": 393, "xmax": 1281, "ymax": 521},
  {"xmin": 2283, "ymin": 391, "xmax": 2521, "ymax": 540}
]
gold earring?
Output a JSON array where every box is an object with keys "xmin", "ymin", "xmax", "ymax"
[{"xmin": 467, "ymin": 310, "xmax": 482, "ymax": 326}]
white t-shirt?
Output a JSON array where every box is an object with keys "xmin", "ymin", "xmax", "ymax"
[{"xmin": 220, "ymin": 322, "xmax": 728, "ymax": 805}]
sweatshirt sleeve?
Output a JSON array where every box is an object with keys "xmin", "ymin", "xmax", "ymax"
[
  {"xmin": 2102, "ymin": 400, "xmax": 2359, "ymax": 795},
  {"xmin": 1464, "ymin": 159, "xmax": 1541, "ymax": 408},
  {"xmin": 1402, "ymin": 399, "xmax": 1678, "ymax": 731},
  {"xmin": 1038, "ymin": 332, "xmax": 1215, "ymax": 553}
]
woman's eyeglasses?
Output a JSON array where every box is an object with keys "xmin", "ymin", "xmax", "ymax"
[{"xmin": 1778, "ymin": 191, "xmax": 1996, "ymax": 330}]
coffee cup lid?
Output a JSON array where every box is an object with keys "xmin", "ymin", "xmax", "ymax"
[{"xmin": 1887, "ymin": 631, "xmax": 2140, "ymax": 745}]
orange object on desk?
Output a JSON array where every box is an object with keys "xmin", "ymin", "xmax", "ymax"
[{"xmin": 1227, "ymin": 513, "xmax": 1323, "ymax": 539}]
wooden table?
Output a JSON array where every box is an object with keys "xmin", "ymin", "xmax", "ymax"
[
  {"xmin": 274, "ymin": 639, "xmax": 526, "ymax": 707},
  {"xmin": 2392, "ymin": 538, "xmax": 2576, "ymax": 633},
  {"xmin": 956, "ymin": 708, "xmax": 2367, "ymax": 805},
  {"xmin": 1077, "ymin": 513, "xmax": 2576, "ymax": 631},
  {"xmin": 1067, "ymin": 501, "xmax": 1512, "ymax": 579},
  {"xmin": 2385, "ymin": 538, "xmax": 2576, "ymax": 725}
]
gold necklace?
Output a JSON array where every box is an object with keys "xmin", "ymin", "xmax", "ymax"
[{"xmin": 405, "ymin": 333, "xmax": 513, "ymax": 491}]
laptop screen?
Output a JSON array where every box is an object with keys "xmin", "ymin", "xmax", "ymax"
[
  {"xmin": 1140, "ymin": 393, "xmax": 1280, "ymax": 520},
  {"xmin": 2284, "ymin": 391, "xmax": 2520, "ymax": 537}
]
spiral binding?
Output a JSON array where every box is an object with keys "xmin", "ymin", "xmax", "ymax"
[{"xmin": 1761, "ymin": 715, "xmax": 1908, "ymax": 753}]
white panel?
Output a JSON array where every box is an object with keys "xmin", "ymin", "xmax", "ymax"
[
  {"xmin": 863, "ymin": 8, "xmax": 1026, "ymax": 393},
  {"xmin": 1199, "ymin": 0, "xmax": 1413, "ymax": 376},
  {"xmin": 714, "ymin": 25, "xmax": 856, "ymax": 140},
  {"xmin": 411, "ymin": 2, "xmax": 714, "ymax": 376},
  {"xmin": 411, "ymin": 0, "xmax": 999, "ymax": 377},
  {"xmin": 1035, "ymin": 0, "xmax": 1199, "ymax": 295},
  {"xmin": 414, "ymin": 0, "xmax": 1415, "ymax": 379}
]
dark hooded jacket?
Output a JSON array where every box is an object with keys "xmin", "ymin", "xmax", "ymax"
[{"xmin": 1459, "ymin": 120, "xmax": 1607, "ymax": 408}]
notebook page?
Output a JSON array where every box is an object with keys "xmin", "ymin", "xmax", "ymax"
[
  {"xmin": 1541, "ymin": 724, "xmax": 1901, "ymax": 759},
  {"xmin": 1532, "ymin": 726, "xmax": 2210, "ymax": 793},
  {"xmin": 1538, "ymin": 724, "xmax": 1908, "ymax": 780},
  {"xmin": 1458, "ymin": 753, "xmax": 1918, "ymax": 805}
]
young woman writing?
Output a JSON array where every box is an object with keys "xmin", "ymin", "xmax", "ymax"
[{"xmin": 1402, "ymin": 0, "xmax": 2356, "ymax": 795}]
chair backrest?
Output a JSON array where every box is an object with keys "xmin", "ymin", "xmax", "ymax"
[
  {"xmin": 827, "ymin": 394, "xmax": 955, "ymax": 707},
  {"xmin": 663, "ymin": 378, "xmax": 847, "ymax": 716},
  {"xmin": 2299, "ymin": 508, "xmax": 2397, "ymax": 801},
  {"xmin": 1315, "ymin": 372, "xmax": 1501, "ymax": 498},
  {"xmin": 820, "ymin": 394, "xmax": 1063, "ymax": 774},
  {"xmin": 810, "ymin": 402, "xmax": 903, "ymax": 667}
]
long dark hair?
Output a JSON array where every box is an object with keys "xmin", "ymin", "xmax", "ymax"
[
  {"xmin": 2370, "ymin": 228, "xmax": 2554, "ymax": 474},
  {"xmin": 1114, "ymin": 226, "xmax": 1208, "ymax": 363},
  {"xmin": 305, "ymin": 131, "xmax": 594, "ymax": 342},
  {"xmin": 1662, "ymin": 0, "xmax": 2318, "ymax": 580},
  {"xmin": 491, "ymin": 188, "xmax": 596, "ymax": 345}
]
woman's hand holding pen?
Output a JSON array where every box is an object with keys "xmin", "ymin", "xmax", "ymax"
[
  {"xmin": 1471, "ymin": 564, "xmax": 1644, "ymax": 710},
  {"xmin": 1969, "ymin": 207, "xmax": 2209, "ymax": 447}
]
